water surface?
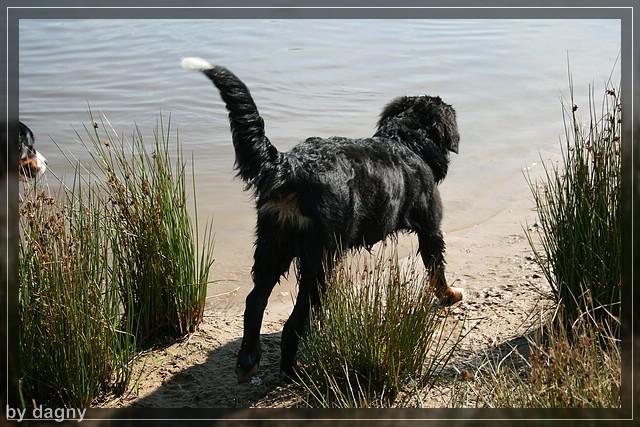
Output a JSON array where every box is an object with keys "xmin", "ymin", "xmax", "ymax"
[{"xmin": 18, "ymin": 19, "xmax": 621, "ymax": 300}]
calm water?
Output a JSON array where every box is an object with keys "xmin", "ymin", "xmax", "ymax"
[{"xmin": 18, "ymin": 19, "xmax": 620, "ymax": 301}]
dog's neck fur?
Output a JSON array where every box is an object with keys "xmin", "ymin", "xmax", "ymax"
[{"xmin": 374, "ymin": 124, "xmax": 449, "ymax": 183}]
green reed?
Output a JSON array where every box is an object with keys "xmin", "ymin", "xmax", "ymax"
[
  {"xmin": 451, "ymin": 69, "xmax": 623, "ymax": 410},
  {"xmin": 84, "ymin": 114, "xmax": 215, "ymax": 342},
  {"xmin": 295, "ymin": 245, "xmax": 465, "ymax": 408},
  {"xmin": 525, "ymin": 71, "xmax": 621, "ymax": 330},
  {"xmin": 18, "ymin": 113, "xmax": 215, "ymax": 406}
]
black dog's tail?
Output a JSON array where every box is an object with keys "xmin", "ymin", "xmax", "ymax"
[{"xmin": 182, "ymin": 57, "xmax": 278, "ymax": 185}]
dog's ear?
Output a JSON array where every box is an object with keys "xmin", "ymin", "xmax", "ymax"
[
  {"xmin": 18, "ymin": 121, "xmax": 35, "ymax": 154},
  {"xmin": 377, "ymin": 96, "xmax": 414, "ymax": 129},
  {"xmin": 428, "ymin": 102, "xmax": 459, "ymax": 154}
]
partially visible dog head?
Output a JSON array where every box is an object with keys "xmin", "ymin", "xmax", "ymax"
[
  {"xmin": 377, "ymin": 95, "xmax": 459, "ymax": 154},
  {"xmin": 18, "ymin": 121, "xmax": 47, "ymax": 180}
]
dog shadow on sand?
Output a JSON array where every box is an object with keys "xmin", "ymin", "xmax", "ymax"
[
  {"xmin": 98, "ymin": 326, "xmax": 556, "ymax": 425},
  {"xmin": 126, "ymin": 330, "xmax": 287, "ymax": 409},
  {"xmin": 105, "ymin": 320, "xmax": 543, "ymax": 408}
]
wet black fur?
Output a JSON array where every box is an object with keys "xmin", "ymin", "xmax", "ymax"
[
  {"xmin": 196, "ymin": 65, "xmax": 460, "ymax": 380},
  {"xmin": 18, "ymin": 121, "xmax": 35, "ymax": 156}
]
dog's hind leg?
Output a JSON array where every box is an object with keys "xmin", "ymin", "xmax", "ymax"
[
  {"xmin": 418, "ymin": 231, "xmax": 463, "ymax": 306},
  {"xmin": 236, "ymin": 236, "xmax": 294, "ymax": 383},
  {"xmin": 280, "ymin": 250, "xmax": 333, "ymax": 379}
]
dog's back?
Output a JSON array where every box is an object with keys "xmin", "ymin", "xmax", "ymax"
[{"xmin": 274, "ymin": 136, "xmax": 439, "ymax": 249}]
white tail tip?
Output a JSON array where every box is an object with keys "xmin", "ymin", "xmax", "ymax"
[{"xmin": 181, "ymin": 57, "xmax": 213, "ymax": 71}]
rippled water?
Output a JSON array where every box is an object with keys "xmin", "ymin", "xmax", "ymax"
[{"xmin": 19, "ymin": 19, "xmax": 620, "ymax": 298}]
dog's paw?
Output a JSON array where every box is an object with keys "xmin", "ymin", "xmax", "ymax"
[
  {"xmin": 439, "ymin": 286, "xmax": 463, "ymax": 306},
  {"xmin": 450, "ymin": 286, "xmax": 464, "ymax": 301},
  {"xmin": 236, "ymin": 349, "xmax": 260, "ymax": 383},
  {"xmin": 236, "ymin": 363, "xmax": 259, "ymax": 384}
]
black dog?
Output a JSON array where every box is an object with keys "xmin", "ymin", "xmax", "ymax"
[
  {"xmin": 18, "ymin": 121, "xmax": 47, "ymax": 180},
  {"xmin": 182, "ymin": 57, "xmax": 462, "ymax": 381}
]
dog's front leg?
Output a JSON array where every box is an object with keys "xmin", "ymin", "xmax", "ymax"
[
  {"xmin": 236, "ymin": 238, "xmax": 293, "ymax": 383},
  {"xmin": 418, "ymin": 231, "xmax": 463, "ymax": 305}
]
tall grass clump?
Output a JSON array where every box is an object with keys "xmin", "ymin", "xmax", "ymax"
[
  {"xmin": 82, "ymin": 114, "xmax": 215, "ymax": 342},
  {"xmin": 18, "ymin": 180, "xmax": 136, "ymax": 407},
  {"xmin": 525, "ymin": 72, "xmax": 622, "ymax": 330},
  {"xmin": 18, "ymin": 112, "xmax": 215, "ymax": 406},
  {"xmin": 451, "ymin": 70, "xmax": 622, "ymax": 409},
  {"xmin": 295, "ymin": 245, "xmax": 464, "ymax": 408}
]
